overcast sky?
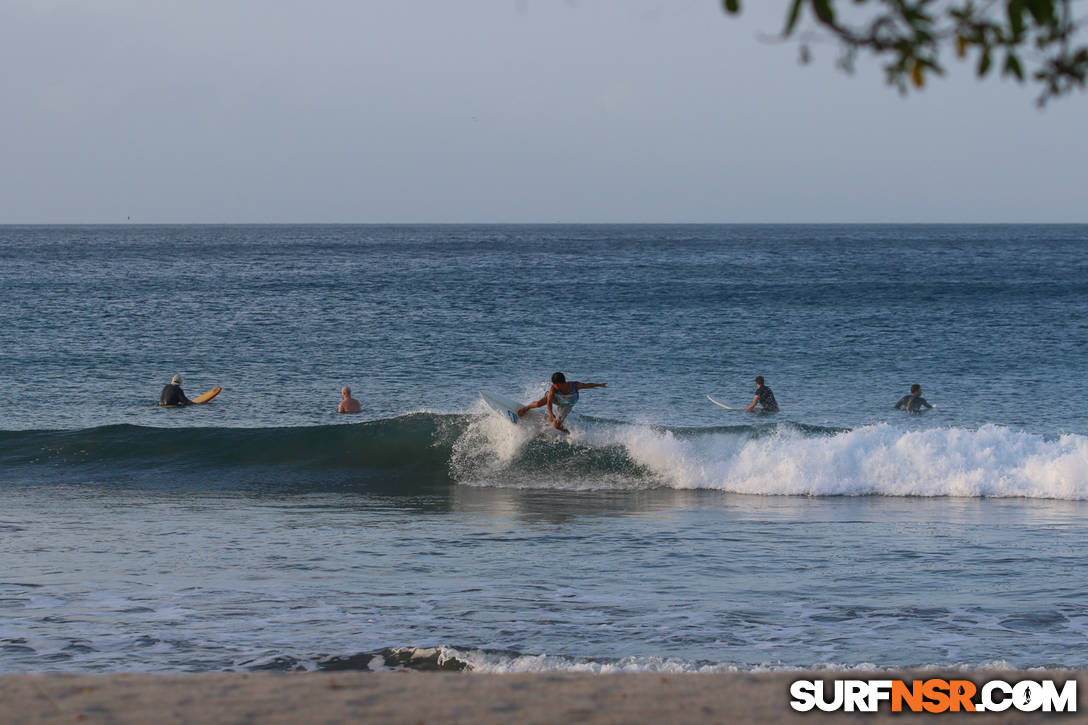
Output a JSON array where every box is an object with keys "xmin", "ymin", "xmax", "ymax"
[{"xmin": 1, "ymin": 1, "xmax": 1085, "ymax": 223}]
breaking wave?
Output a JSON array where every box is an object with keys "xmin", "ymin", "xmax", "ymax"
[{"xmin": 2, "ymin": 413, "xmax": 1086, "ymax": 499}]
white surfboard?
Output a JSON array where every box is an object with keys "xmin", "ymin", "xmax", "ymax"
[
  {"xmin": 479, "ymin": 389, "xmax": 570, "ymax": 436},
  {"xmin": 706, "ymin": 394, "xmax": 738, "ymax": 411},
  {"xmin": 479, "ymin": 389, "xmax": 525, "ymax": 425}
]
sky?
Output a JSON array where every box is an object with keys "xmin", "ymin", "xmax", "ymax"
[{"xmin": 1, "ymin": 1, "xmax": 1085, "ymax": 223}]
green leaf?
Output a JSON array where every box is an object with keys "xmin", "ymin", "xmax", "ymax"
[
  {"xmin": 1004, "ymin": 52, "xmax": 1025, "ymax": 81},
  {"xmin": 813, "ymin": 0, "xmax": 835, "ymax": 24},
  {"xmin": 1024, "ymin": 0, "xmax": 1055, "ymax": 24},
  {"xmin": 978, "ymin": 49, "xmax": 993, "ymax": 76},
  {"xmin": 722, "ymin": 0, "xmax": 741, "ymax": 14},
  {"xmin": 1007, "ymin": 0, "xmax": 1025, "ymax": 38},
  {"xmin": 784, "ymin": 0, "xmax": 804, "ymax": 36}
]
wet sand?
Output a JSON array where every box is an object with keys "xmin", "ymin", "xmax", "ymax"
[{"xmin": 2, "ymin": 670, "xmax": 1084, "ymax": 724}]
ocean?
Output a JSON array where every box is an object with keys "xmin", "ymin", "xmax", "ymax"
[{"xmin": 1, "ymin": 223, "xmax": 1086, "ymax": 674}]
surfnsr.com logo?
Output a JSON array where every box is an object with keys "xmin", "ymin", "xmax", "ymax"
[{"xmin": 790, "ymin": 678, "xmax": 1077, "ymax": 713}]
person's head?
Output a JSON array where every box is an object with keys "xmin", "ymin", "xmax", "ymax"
[
  {"xmin": 341, "ymin": 386, "xmax": 352, "ymax": 398},
  {"xmin": 755, "ymin": 376, "xmax": 765, "ymax": 387},
  {"xmin": 910, "ymin": 383, "xmax": 922, "ymax": 395},
  {"xmin": 551, "ymin": 372, "xmax": 566, "ymax": 385},
  {"xmin": 171, "ymin": 374, "xmax": 183, "ymax": 386}
]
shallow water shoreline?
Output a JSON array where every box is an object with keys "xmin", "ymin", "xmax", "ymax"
[{"xmin": 2, "ymin": 670, "xmax": 1083, "ymax": 724}]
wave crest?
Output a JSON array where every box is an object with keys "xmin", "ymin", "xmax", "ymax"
[{"xmin": 2, "ymin": 416, "xmax": 1085, "ymax": 499}]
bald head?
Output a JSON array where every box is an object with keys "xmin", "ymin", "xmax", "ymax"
[{"xmin": 338, "ymin": 386, "xmax": 361, "ymax": 414}]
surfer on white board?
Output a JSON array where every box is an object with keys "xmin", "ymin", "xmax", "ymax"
[{"xmin": 517, "ymin": 372, "xmax": 607, "ymax": 432}]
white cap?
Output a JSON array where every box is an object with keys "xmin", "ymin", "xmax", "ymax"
[{"xmin": 171, "ymin": 374, "xmax": 183, "ymax": 385}]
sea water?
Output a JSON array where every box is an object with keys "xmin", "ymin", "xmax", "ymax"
[{"xmin": 1, "ymin": 224, "xmax": 1086, "ymax": 673}]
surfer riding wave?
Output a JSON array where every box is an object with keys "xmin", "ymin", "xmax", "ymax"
[{"xmin": 517, "ymin": 372, "xmax": 607, "ymax": 432}]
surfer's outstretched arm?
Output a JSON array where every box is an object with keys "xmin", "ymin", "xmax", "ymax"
[{"xmin": 579, "ymin": 382, "xmax": 607, "ymax": 389}]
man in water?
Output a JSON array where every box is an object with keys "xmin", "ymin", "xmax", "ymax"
[
  {"xmin": 159, "ymin": 374, "xmax": 192, "ymax": 407},
  {"xmin": 517, "ymin": 372, "xmax": 607, "ymax": 432},
  {"xmin": 745, "ymin": 375, "xmax": 779, "ymax": 413},
  {"xmin": 338, "ymin": 386, "xmax": 362, "ymax": 414},
  {"xmin": 894, "ymin": 384, "xmax": 933, "ymax": 413}
]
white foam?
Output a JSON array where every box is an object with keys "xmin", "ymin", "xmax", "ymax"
[
  {"xmin": 428, "ymin": 646, "xmax": 1034, "ymax": 674},
  {"xmin": 663, "ymin": 424, "xmax": 1088, "ymax": 499},
  {"xmin": 449, "ymin": 400, "xmax": 542, "ymax": 479},
  {"xmin": 454, "ymin": 416, "xmax": 1088, "ymax": 499}
]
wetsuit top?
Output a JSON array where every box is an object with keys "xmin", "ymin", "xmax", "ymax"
[
  {"xmin": 160, "ymin": 384, "xmax": 190, "ymax": 406},
  {"xmin": 895, "ymin": 394, "xmax": 932, "ymax": 412},
  {"xmin": 552, "ymin": 382, "xmax": 580, "ymax": 407},
  {"xmin": 755, "ymin": 385, "xmax": 778, "ymax": 412}
]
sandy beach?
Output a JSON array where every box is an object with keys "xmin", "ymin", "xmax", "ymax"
[{"xmin": 2, "ymin": 670, "xmax": 1083, "ymax": 724}]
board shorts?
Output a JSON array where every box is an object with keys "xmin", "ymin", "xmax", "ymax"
[{"xmin": 554, "ymin": 404, "xmax": 574, "ymax": 424}]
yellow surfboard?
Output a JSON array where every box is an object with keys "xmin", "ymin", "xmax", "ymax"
[{"xmin": 190, "ymin": 386, "xmax": 222, "ymax": 404}]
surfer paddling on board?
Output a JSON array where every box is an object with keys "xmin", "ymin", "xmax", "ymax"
[
  {"xmin": 894, "ymin": 384, "xmax": 933, "ymax": 413},
  {"xmin": 517, "ymin": 372, "xmax": 607, "ymax": 433},
  {"xmin": 159, "ymin": 374, "xmax": 193, "ymax": 407},
  {"xmin": 338, "ymin": 386, "xmax": 362, "ymax": 414},
  {"xmin": 744, "ymin": 376, "xmax": 779, "ymax": 414}
]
